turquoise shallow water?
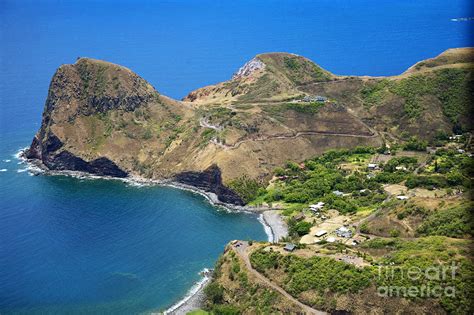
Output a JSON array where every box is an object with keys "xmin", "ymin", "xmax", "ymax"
[{"xmin": 0, "ymin": 0, "xmax": 472, "ymax": 313}]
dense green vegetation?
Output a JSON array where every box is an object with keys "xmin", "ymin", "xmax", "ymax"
[
  {"xmin": 416, "ymin": 204, "xmax": 473, "ymax": 238},
  {"xmin": 288, "ymin": 220, "xmax": 312, "ymax": 236},
  {"xmin": 360, "ymin": 79, "xmax": 391, "ymax": 107},
  {"xmin": 359, "ymin": 68, "xmax": 473, "ymax": 124},
  {"xmin": 252, "ymin": 147, "xmax": 387, "ymax": 214},
  {"xmin": 249, "ymin": 236, "xmax": 474, "ymax": 314},
  {"xmin": 251, "ymin": 248, "xmax": 373, "ymax": 295},
  {"xmin": 227, "ymin": 176, "xmax": 265, "ymax": 203},
  {"xmin": 205, "ymin": 251, "xmax": 292, "ymax": 314},
  {"xmin": 402, "ymin": 136, "xmax": 427, "ymax": 151},
  {"xmin": 363, "ymin": 237, "xmax": 474, "ymax": 314}
]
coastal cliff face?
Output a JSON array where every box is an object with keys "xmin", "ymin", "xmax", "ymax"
[
  {"xmin": 26, "ymin": 49, "xmax": 474, "ymax": 204},
  {"xmin": 175, "ymin": 165, "xmax": 245, "ymax": 205},
  {"xmin": 25, "ymin": 58, "xmax": 161, "ymax": 177}
]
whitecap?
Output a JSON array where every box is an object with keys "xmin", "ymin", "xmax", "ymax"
[
  {"xmin": 13, "ymin": 147, "xmax": 29, "ymax": 160},
  {"xmin": 3, "ymin": 159, "xmax": 11, "ymax": 163},
  {"xmin": 17, "ymin": 169, "xmax": 28, "ymax": 173},
  {"xmin": 0, "ymin": 169, "xmax": 7, "ymax": 172}
]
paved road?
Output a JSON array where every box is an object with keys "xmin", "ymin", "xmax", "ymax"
[{"xmin": 233, "ymin": 242, "xmax": 327, "ymax": 315}]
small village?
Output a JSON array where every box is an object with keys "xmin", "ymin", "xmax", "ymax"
[{"xmin": 249, "ymin": 133, "xmax": 473, "ymax": 269}]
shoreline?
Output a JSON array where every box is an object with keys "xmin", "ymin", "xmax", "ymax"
[
  {"xmin": 16, "ymin": 148, "xmax": 288, "ymax": 313},
  {"xmin": 161, "ymin": 269, "xmax": 213, "ymax": 315}
]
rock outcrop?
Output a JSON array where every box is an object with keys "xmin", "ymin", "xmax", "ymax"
[
  {"xmin": 175, "ymin": 165, "xmax": 244, "ymax": 205},
  {"xmin": 26, "ymin": 131, "xmax": 127, "ymax": 177}
]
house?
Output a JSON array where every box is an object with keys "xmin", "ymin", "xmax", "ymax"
[
  {"xmin": 368, "ymin": 163, "xmax": 378, "ymax": 170},
  {"xmin": 326, "ymin": 237, "xmax": 337, "ymax": 243},
  {"xmin": 315, "ymin": 230, "xmax": 328, "ymax": 237},
  {"xmin": 302, "ymin": 95, "xmax": 328, "ymax": 103},
  {"xmin": 336, "ymin": 226, "xmax": 353, "ymax": 238},
  {"xmin": 366, "ymin": 173, "xmax": 376, "ymax": 179},
  {"xmin": 458, "ymin": 149, "xmax": 465, "ymax": 154},
  {"xmin": 350, "ymin": 240, "xmax": 359, "ymax": 246},
  {"xmin": 333, "ymin": 190, "xmax": 344, "ymax": 197},
  {"xmin": 284, "ymin": 243, "xmax": 296, "ymax": 252},
  {"xmin": 309, "ymin": 202, "xmax": 325, "ymax": 212},
  {"xmin": 397, "ymin": 195, "xmax": 409, "ymax": 200},
  {"xmin": 395, "ymin": 166, "xmax": 407, "ymax": 171},
  {"xmin": 315, "ymin": 95, "xmax": 327, "ymax": 102},
  {"xmin": 294, "ymin": 212, "xmax": 305, "ymax": 221}
]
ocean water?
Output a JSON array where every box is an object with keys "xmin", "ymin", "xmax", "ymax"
[{"xmin": 0, "ymin": 0, "xmax": 472, "ymax": 313}]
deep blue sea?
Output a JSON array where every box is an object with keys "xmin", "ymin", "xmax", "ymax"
[{"xmin": 0, "ymin": 0, "xmax": 472, "ymax": 313}]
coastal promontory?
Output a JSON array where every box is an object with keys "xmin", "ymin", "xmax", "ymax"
[{"xmin": 26, "ymin": 49, "xmax": 474, "ymax": 204}]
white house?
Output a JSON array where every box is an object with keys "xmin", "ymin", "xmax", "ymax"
[
  {"xmin": 309, "ymin": 202, "xmax": 325, "ymax": 212},
  {"xmin": 397, "ymin": 195, "xmax": 409, "ymax": 200},
  {"xmin": 315, "ymin": 230, "xmax": 328, "ymax": 237}
]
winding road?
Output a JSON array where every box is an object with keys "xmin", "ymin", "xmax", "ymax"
[
  {"xmin": 233, "ymin": 242, "xmax": 327, "ymax": 315},
  {"xmin": 199, "ymin": 102, "xmax": 381, "ymax": 150},
  {"xmin": 210, "ymin": 130, "xmax": 378, "ymax": 150}
]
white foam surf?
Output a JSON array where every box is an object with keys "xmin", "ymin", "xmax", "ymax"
[
  {"xmin": 258, "ymin": 213, "xmax": 274, "ymax": 243},
  {"xmin": 163, "ymin": 268, "xmax": 212, "ymax": 314}
]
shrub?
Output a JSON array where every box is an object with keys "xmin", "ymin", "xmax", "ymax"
[
  {"xmin": 289, "ymin": 220, "xmax": 312, "ymax": 236},
  {"xmin": 416, "ymin": 205, "xmax": 473, "ymax": 238},
  {"xmin": 204, "ymin": 282, "xmax": 224, "ymax": 304},
  {"xmin": 403, "ymin": 136, "xmax": 427, "ymax": 151},
  {"xmin": 228, "ymin": 176, "xmax": 264, "ymax": 203}
]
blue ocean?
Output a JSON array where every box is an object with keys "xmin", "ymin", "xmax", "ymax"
[{"xmin": 0, "ymin": 0, "xmax": 472, "ymax": 313}]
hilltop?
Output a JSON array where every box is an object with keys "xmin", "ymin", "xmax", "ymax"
[{"xmin": 25, "ymin": 48, "xmax": 473, "ymax": 204}]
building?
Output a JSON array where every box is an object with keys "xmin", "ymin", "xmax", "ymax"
[
  {"xmin": 336, "ymin": 226, "xmax": 353, "ymax": 238},
  {"xmin": 368, "ymin": 163, "xmax": 378, "ymax": 170},
  {"xmin": 302, "ymin": 95, "xmax": 328, "ymax": 103},
  {"xmin": 326, "ymin": 237, "xmax": 337, "ymax": 243},
  {"xmin": 333, "ymin": 190, "xmax": 344, "ymax": 197},
  {"xmin": 397, "ymin": 195, "xmax": 409, "ymax": 200},
  {"xmin": 284, "ymin": 243, "xmax": 296, "ymax": 252},
  {"xmin": 294, "ymin": 212, "xmax": 305, "ymax": 221},
  {"xmin": 315, "ymin": 230, "xmax": 328, "ymax": 237},
  {"xmin": 309, "ymin": 202, "xmax": 325, "ymax": 212}
]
